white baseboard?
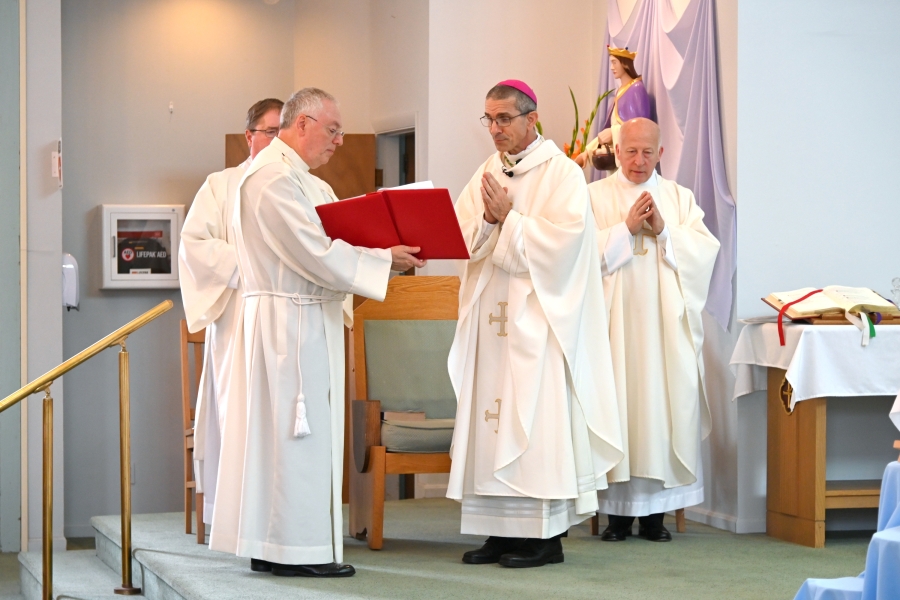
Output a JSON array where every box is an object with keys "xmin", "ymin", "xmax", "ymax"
[{"xmin": 680, "ymin": 507, "xmax": 738, "ymax": 533}]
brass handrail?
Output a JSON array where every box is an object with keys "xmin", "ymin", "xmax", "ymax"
[
  {"xmin": 0, "ymin": 300, "xmax": 173, "ymax": 414},
  {"xmin": 1, "ymin": 299, "xmax": 172, "ymax": 598}
]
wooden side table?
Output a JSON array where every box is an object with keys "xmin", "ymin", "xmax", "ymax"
[{"xmin": 766, "ymin": 367, "xmax": 881, "ymax": 547}]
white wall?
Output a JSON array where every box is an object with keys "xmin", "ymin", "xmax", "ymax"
[
  {"xmin": 61, "ymin": 0, "xmax": 295, "ymax": 538},
  {"xmin": 428, "ymin": 0, "xmax": 605, "ymax": 201},
  {"xmin": 737, "ymin": 0, "xmax": 900, "ymax": 316},
  {"xmin": 370, "ymin": 0, "xmax": 429, "ymax": 178},
  {"xmin": 25, "ymin": 0, "xmax": 65, "ymax": 551},
  {"xmin": 294, "ymin": 0, "xmax": 373, "ymax": 133}
]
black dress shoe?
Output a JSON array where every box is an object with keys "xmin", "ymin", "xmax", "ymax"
[
  {"xmin": 498, "ymin": 536, "xmax": 564, "ymax": 568},
  {"xmin": 462, "ymin": 536, "xmax": 524, "ymax": 564},
  {"xmin": 642, "ymin": 524, "xmax": 672, "ymax": 542},
  {"xmin": 250, "ymin": 558, "xmax": 273, "ymax": 572},
  {"xmin": 270, "ymin": 562, "xmax": 356, "ymax": 577},
  {"xmin": 638, "ymin": 513, "xmax": 671, "ymax": 541},
  {"xmin": 601, "ymin": 514, "xmax": 634, "ymax": 541}
]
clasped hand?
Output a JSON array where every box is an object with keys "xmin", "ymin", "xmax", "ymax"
[
  {"xmin": 390, "ymin": 246, "xmax": 427, "ymax": 271},
  {"xmin": 626, "ymin": 191, "xmax": 665, "ymax": 235},
  {"xmin": 481, "ymin": 172, "xmax": 512, "ymax": 224}
]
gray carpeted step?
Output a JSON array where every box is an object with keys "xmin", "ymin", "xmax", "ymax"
[{"xmin": 18, "ymin": 549, "xmax": 123, "ymax": 600}]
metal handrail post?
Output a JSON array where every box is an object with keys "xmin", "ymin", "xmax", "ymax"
[
  {"xmin": 114, "ymin": 341, "xmax": 140, "ymax": 595},
  {"xmin": 41, "ymin": 387, "xmax": 53, "ymax": 600}
]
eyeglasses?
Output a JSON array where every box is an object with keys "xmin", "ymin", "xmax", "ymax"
[
  {"xmin": 480, "ymin": 112, "xmax": 532, "ymax": 128},
  {"xmin": 304, "ymin": 114, "xmax": 345, "ymax": 139},
  {"xmin": 249, "ymin": 127, "xmax": 279, "ymax": 138}
]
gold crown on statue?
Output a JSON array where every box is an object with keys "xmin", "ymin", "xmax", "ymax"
[{"xmin": 607, "ymin": 45, "xmax": 637, "ymax": 61}]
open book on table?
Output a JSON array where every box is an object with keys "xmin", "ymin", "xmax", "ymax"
[{"xmin": 763, "ymin": 286, "xmax": 900, "ymax": 321}]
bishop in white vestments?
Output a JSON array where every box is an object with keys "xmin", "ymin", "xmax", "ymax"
[
  {"xmin": 208, "ymin": 88, "xmax": 424, "ymax": 577},
  {"xmin": 179, "ymin": 98, "xmax": 283, "ymax": 524},
  {"xmin": 588, "ymin": 118, "xmax": 719, "ymax": 542},
  {"xmin": 448, "ymin": 80, "xmax": 623, "ymax": 568}
]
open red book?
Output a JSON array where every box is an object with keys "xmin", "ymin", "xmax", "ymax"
[{"xmin": 315, "ymin": 188, "xmax": 470, "ymax": 260}]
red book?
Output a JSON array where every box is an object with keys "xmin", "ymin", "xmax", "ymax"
[{"xmin": 315, "ymin": 188, "xmax": 470, "ymax": 260}]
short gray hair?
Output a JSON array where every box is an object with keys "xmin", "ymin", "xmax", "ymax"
[
  {"xmin": 485, "ymin": 84, "xmax": 537, "ymax": 115},
  {"xmin": 280, "ymin": 87, "xmax": 337, "ymax": 130}
]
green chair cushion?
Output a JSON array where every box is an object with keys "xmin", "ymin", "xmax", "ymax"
[
  {"xmin": 381, "ymin": 418, "xmax": 455, "ymax": 453},
  {"xmin": 364, "ymin": 320, "xmax": 457, "ymax": 418}
]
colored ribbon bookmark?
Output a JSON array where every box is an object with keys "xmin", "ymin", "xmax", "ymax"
[{"xmin": 778, "ymin": 289, "xmax": 823, "ymax": 346}]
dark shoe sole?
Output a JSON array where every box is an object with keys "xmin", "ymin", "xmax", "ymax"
[
  {"xmin": 462, "ymin": 555, "xmax": 501, "ymax": 564},
  {"xmin": 250, "ymin": 560, "xmax": 273, "ymax": 573},
  {"xmin": 271, "ymin": 568, "xmax": 355, "ymax": 577},
  {"xmin": 498, "ymin": 554, "xmax": 564, "ymax": 568}
]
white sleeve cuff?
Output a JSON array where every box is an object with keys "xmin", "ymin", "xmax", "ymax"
[
  {"xmin": 602, "ymin": 221, "xmax": 635, "ymax": 276},
  {"xmin": 473, "ymin": 219, "xmax": 498, "ymax": 252},
  {"xmin": 492, "ymin": 210, "xmax": 528, "ymax": 275},
  {"xmin": 350, "ymin": 247, "xmax": 392, "ymax": 301},
  {"xmin": 226, "ymin": 265, "xmax": 240, "ymax": 289},
  {"xmin": 657, "ymin": 225, "xmax": 677, "ymax": 271}
]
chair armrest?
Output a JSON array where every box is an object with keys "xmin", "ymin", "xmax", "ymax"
[{"xmin": 352, "ymin": 399, "xmax": 382, "ymax": 473}]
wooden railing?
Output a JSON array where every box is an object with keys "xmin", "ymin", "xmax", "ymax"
[{"xmin": 0, "ymin": 300, "xmax": 173, "ymax": 599}]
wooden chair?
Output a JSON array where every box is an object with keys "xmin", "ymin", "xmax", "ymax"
[
  {"xmin": 590, "ymin": 509, "xmax": 686, "ymax": 536},
  {"xmin": 180, "ymin": 319, "xmax": 206, "ymax": 544},
  {"xmin": 349, "ymin": 276, "xmax": 459, "ymax": 550}
]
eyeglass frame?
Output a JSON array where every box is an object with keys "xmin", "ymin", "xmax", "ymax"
[
  {"xmin": 304, "ymin": 114, "xmax": 345, "ymax": 139},
  {"xmin": 248, "ymin": 127, "xmax": 279, "ymax": 138},
  {"xmin": 480, "ymin": 111, "xmax": 533, "ymax": 128}
]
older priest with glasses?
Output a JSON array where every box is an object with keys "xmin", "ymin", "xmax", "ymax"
[
  {"xmin": 209, "ymin": 87, "xmax": 425, "ymax": 577},
  {"xmin": 447, "ymin": 80, "xmax": 623, "ymax": 568}
]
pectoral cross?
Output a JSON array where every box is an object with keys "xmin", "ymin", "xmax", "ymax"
[
  {"xmin": 633, "ymin": 226, "xmax": 657, "ymax": 256},
  {"xmin": 489, "ymin": 302, "xmax": 508, "ymax": 337},
  {"xmin": 484, "ymin": 399, "xmax": 501, "ymax": 433}
]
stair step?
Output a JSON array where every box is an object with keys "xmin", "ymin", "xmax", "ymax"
[{"xmin": 18, "ymin": 549, "xmax": 123, "ymax": 600}]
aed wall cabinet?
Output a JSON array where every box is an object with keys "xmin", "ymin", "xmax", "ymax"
[{"xmin": 101, "ymin": 204, "xmax": 184, "ymax": 289}]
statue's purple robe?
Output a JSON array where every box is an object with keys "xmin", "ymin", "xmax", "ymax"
[{"xmin": 603, "ymin": 78, "xmax": 652, "ymax": 129}]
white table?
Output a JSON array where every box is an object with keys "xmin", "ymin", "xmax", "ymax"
[{"xmin": 730, "ymin": 323, "xmax": 900, "ymax": 547}]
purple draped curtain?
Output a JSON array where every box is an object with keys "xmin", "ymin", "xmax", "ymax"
[{"xmin": 593, "ymin": 0, "xmax": 736, "ymax": 330}]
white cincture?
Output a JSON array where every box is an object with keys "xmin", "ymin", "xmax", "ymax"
[{"xmin": 243, "ymin": 291, "xmax": 346, "ymax": 437}]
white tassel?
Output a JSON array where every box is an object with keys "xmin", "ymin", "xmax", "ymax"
[{"xmin": 294, "ymin": 397, "xmax": 311, "ymax": 438}]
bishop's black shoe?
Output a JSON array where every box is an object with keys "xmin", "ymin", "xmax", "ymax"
[
  {"xmin": 498, "ymin": 535, "xmax": 564, "ymax": 568},
  {"xmin": 462, "ymin": 536, "xmax": 525, "ymax": 564},
  {"xmin": 250, "ymin": 558, "xmax": 274, "ymax": 572},
  {"xmin": 638, "ymin": 513, "xmax": 672, "ymax": 542},
  {"xmin": 270, "ymin": 562, "xmax": 356, "ymax": 577},
  {"xmin": 601, "ymin": 514, "xmax": 635, "ymax": 542}
]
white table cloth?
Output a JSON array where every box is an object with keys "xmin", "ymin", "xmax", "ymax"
[
  {"xmin": 794, "ymin": 577, "xmax": 864, "ymax": 600},
  {"xmin": 731, "ymin": 323, "xmax": 900, "ymax": 410}
]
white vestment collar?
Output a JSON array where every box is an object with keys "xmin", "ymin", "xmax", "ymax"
[
  {"xmin": 498, "ymin": 137, "xmax": 563, "ymax": 178},
  {"xmin": 502, "ymin": 134, "xmax": 544, "ymax": 167},
  {"xmin": 616, "ymin": 168, "xmax": 658, "ymax": 188},
  {"xmin": 266, "ymin": 136, "xmax": 311, "ymax": 173}
]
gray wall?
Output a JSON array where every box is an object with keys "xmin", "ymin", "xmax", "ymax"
[
  {"xmin": 0, "ymin": 0, "xmax": 21, "ymax": 553},
  {"xmin": 24, "ymin": 0, "xmax": 65, "ymax": 550},
  {"xmin": 61, "ymin": 0, "xmax": 295, "ymax": 537}
]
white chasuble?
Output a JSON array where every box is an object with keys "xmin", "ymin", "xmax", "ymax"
[
  {"xmin": 178, "ymin": 160, "xmax": 248, "ymax": 523},
  {"xmin": 447, "ymin": 138, "xmax": 623, "ymax": 538},
  {"xmin": 208, "ymin": 137, "xmax": 391, "ymax": 564},
  {"xmin": 588, "ymin": 171, "xmax": 719, "ymax": 516}
]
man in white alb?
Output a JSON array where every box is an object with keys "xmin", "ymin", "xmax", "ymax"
[
  {"xmin": 179, "ymin": 98, "xmax": 283, "ymax": 524},
  {"xmin": 588, "ymin": 118, "xmax": 719, "ymax": 542},
  {"xmin": 448, "ymin": 80, "xmax": 623, "ymax": 568},
  {"xmin": 209, "ymin": 87, "xmax": 424, "ymax": 577}
]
